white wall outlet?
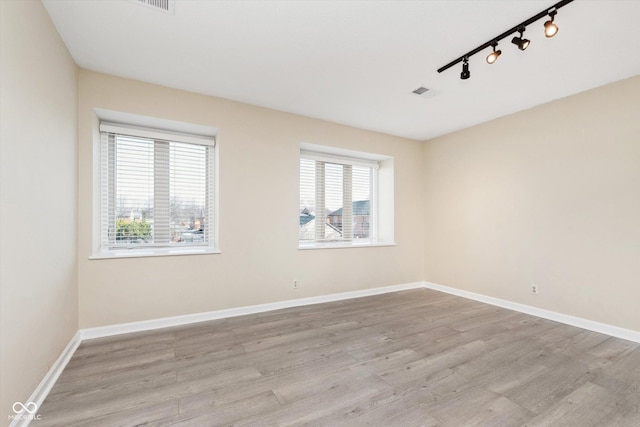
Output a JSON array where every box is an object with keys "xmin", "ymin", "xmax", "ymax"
[
  {"xmin": 530, "ymin": 284, "xmax": 539, "ymax": 295},
  {"xmin": 293, "ymin": 279, "xmax": 298, "ymax": 289}
]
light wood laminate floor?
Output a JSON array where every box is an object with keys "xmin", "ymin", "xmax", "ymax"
[{"xmin": 38, "ymin": 289, "xmax": 640, "ymax": 426}]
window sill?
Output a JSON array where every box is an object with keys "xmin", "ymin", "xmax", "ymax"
[
  {"xmin": 298, "ymin": 241, "xmax": 396, "ymax": 250},
  {"xmin": 90, "ymin": 246, "xmax": 221, "ymax": 260}
]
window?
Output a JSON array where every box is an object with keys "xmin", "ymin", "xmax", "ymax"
[
  {"xmin": 299, "ymin": 148, "xmax": 381, "ymax": 247},
  {"xmin": 97, "ymin": 121, "xmax": 216, "ymax": 256}
]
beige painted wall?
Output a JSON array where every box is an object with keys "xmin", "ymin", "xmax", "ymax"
[
  {"xmin": 423, "ymin": 75, "xmax": 640, "ymax": 331},
  {"xmin": 0, "ymin": 0, "xmax": 78, "ymax": 423},
  {"xmin": 77, "ymin": 71, "xmax": 424, "ymax": 328}
]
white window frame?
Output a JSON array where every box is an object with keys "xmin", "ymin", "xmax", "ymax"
[
  {"xmin": 299, "ymin": 144, "xmax": 394, "ymax": 250},
  {"xmin": 91, "ymin": 118, "xmax": 219, "ymax": 259}
]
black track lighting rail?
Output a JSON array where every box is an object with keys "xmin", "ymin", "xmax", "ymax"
[{"xmin": 437, "ymin": 0, "xmax": 574, "ymax": 74}]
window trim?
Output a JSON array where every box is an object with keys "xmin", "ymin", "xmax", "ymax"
[
  {"xmin": 298, "ymin": 144, "xmax": 393, "ymax": 250},
  {"xmin": 89, "ymin": 246, "xmax": 221, "ymax": 260},
  {"xmin": 91, "ymin": 114, "xmax": 219, "ymax": 259}
]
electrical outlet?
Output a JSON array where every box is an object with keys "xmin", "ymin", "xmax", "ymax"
[
  {"xmin": 293, "ymin": 279, "xmax": 298, "ymax": 289},
  {"xmin": 530, "ymin": 284, "xmax": 539, "ymax": 295}
]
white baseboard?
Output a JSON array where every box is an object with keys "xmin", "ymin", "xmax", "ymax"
[
  {"xmin": 80, "ymin": 281, "xmax": 425, "ymax": 340},
  {"xmin": 422, "ymin": 281, "xmax": 640, "ymax": 344},
  {"xmin": 80, "ymin": 280, "xmax": 640, "ymax": 343},
  {"xmin": 9, "ymin": 331, "xmax": 82, "ymax": 427}
]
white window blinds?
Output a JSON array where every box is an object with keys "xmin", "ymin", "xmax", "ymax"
[
  {"xmin": 100, "ymin": 122, "xmax": 215, "ymax": 251},
  {"xmin": 299, "ymin": 151, "xmax": 377, "ymax": 244}
]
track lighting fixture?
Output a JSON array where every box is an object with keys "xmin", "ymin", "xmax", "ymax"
[
  {"xmin": 486, "ymin": 42, "xmax": 501, "ymax": 64},
  {"xmin": 511, "ymin": 27, "xmax": 530, "ymax": 51},
  {"xmin": 544, "ymin": 10, "xmax": 559, "ymax": 37},
  {"xmin": 460, "ymin": 57, "xmax": 470, "ymax": 80},
  {"xmin": 436, "ymin": 0, "xmax": 573, "ymax": 79}
]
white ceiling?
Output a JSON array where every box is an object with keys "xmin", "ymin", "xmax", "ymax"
[{"xmin": 42, "ymin": 0, "xmax": 640, "ymax": 141}]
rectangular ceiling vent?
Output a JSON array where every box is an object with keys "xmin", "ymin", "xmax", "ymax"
[
  {"xmin": 130, "ymin": 0, "xmax": 175, "ymax": 14},
  {"xmin": 412, "ymin": 86, "xmax": 440, "ymax": 100}
]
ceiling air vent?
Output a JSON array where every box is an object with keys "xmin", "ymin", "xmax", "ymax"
[
  {"xmin": 130, "ymin": 0, "xmax": 175, "ymax": 14},
  {"xmin": 412, "ymin": 86, "xmax": 440, "ymax": 100}
]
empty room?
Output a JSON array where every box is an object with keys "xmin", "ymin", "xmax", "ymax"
[{"xmin": 1, "ymin": 0, "xmax": 639, "ymax": 425}]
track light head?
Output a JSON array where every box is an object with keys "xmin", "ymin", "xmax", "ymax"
[
  {"xmin": 511, "ymin": 28, "xmax": 530, "ymax": 51},
  {"xmin": 486, "ymin": 42, "xmax": 502, "ymax": 64},
  {"xmin": 544, "ymin": 10, "xmax": 559, "ymax": 37},
  {"xmin": 460, "ymin": 57, "xmax": 470, "ymax": 80}
]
